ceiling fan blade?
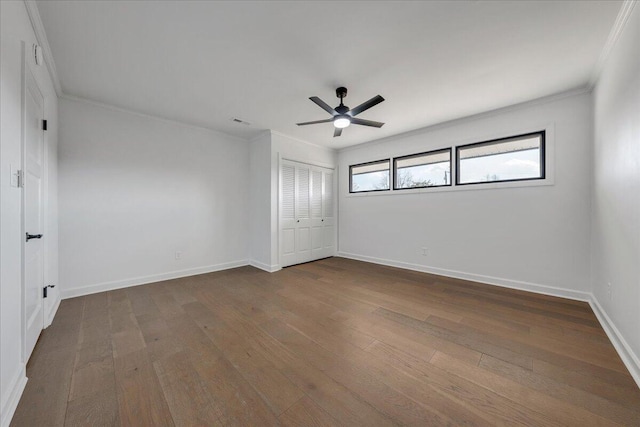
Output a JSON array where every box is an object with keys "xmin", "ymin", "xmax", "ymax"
[
  {"xmin": 348, "ymin": 95, "xmax": 385, "ymax": 117},
  {"xmin": 351, "ymin": 117, "xmax": 384, "ymax": 128},
  {"xmin": 310, "ymin": 96, "xmax": 338, "ymax": 116},
  {"xmin": 333, "ymin": 127, "xmax": 343, "ymax": 137},
  {"xmin": 296, "ymin": 118, "xmax": 334, "ymax": 126}
]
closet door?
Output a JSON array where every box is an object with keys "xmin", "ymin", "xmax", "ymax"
[
  {"xmin": 310, "ymin": 169, "xmax": 324, "ymax": 259},
  {"xmin": 280, "ymin": 163, "xmax": 297, "ymax": 267},
  {"xmin": 280, "ymin": 161, "xmax": 336, "ymax": 267},
  {"xmin": 296, "ymin": 165, "xmax": 312, "ymax": 263},
  {"xmin": 322, "ymin": 170, "xmax": 336, "ymax": 257}
]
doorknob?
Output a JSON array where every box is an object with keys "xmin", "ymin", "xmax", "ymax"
[
  {"xmin": 26, "ymin": 233, "xmax": 43, "ymax": 242},
  {"xmin": 296, "ymin": 219, "xmax": 300, "ymax": 223}
]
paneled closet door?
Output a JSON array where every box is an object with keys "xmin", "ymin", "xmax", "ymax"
[
  {"xmin": 310, "ymin": 169, "xmax": 324, "ymax": 259},
  {"xmin": 280, "ymin": 163, "xmax": 297, "ymax": 267},
  {"xmin": 296, "ymin": 165, "xmax": 312, "ymax": 264},
  {"xmin": 322, "ymin": 170, "xmax": 336, "ymax": 257},
  {"xmin": 280, "ymin": 160, "xmax": 336, "ymax": 268}
]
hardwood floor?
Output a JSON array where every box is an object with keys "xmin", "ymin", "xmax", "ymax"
[{"xmin": 11, "ymin": 258, "xmax": 640, "ymax": 426}]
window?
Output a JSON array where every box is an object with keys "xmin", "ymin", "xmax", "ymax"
[
  {"xmin": 456, "ymin": 131, "xmax": 545, "ymax": 185},
  {"xmin": 350, "ymin": 159, "xmax": 390, "ymax": 193},
  {"xmin": 394, "ymin": 149, "xmax": 451, "ymax": 190}
]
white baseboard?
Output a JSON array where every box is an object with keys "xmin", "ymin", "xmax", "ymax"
[
  {"xmin": 248, "ymin": 259, "xmax": 282, "ymax": 273},
  {"xmin": 44, "ymin": 294, "xmax": 60, "ymax": 328},
  {"xmin": 1, "ymin": 365, "xmax": 27, "ymax": 427},
  {"xmin": 61, "ymin": 260, "xmax": 248, "ymax": 299},
  {"xmin": 589, "ymin": 296, "xmax": 640, "ymax": 389},
  {"xmin": 337, "ymin": 252, "xmax": 591, "ymax": 301}
]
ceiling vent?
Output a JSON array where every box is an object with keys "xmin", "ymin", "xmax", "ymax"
[{"xmin": 230, "ymin": 117, "xmax": 251, "ymax": 126}]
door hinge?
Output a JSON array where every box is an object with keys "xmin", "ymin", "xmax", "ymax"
[
  {"xmin": 43, "ymin": 284, "xmax": 55, "ymax": 298},
  {"xmin": 42, "ymin": 119, "xmax": 47, "ymax": 131}
]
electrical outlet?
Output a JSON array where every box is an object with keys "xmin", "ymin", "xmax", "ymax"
[
  {"xmin": 421, "ymin": 247, "xmax": 428, "ymax": 256},
  {"xmin": 607, "ymin": 282, "xmax": 612, "ymax": 300},
  {"xmin": 175, "ymin": 251, "xmax": 182, "ymax": 260}
]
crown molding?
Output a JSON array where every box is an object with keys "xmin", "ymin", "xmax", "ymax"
[
  {"xmin": 588, "ymin": 0, "xmax": 637, "ymax": 89},
  {"xmin": 270, "ymin": 130, "xmax": 336, "ymax": 153},
  {"xmin": 24, "ymin": 0, "xmax": 62, "ymax": 96}
]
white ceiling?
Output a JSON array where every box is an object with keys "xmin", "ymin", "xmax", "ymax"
[{"xmin": 36, "ymin": 0, "xmax": 622, "ymax": 149}]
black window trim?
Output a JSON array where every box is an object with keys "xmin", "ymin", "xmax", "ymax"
[
  {"xmin": 393, "ymin": 147, "xmax": 452, "ymax": 191},
  {"xmin": 455, "ymin": 130, "xmax": 546, "ymax": 186},
  {"xmin": 349, "ymin": 159, "xmax": 391, "ymax": 193}
]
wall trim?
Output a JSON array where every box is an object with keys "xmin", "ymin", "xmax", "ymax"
[
  {"xmin": 59, "ymin": 94, "xmax": 249, "ymax": 144},
  {"xmin": 44, "ymin": 294, "xmax": 60, "ymax": 328},
  {"xmin": 270, "ymin": 130, "xmax": 336, "ymax": 154},
  {"xmin": 588, "ymin": 0, "xmax": 637, "ymax": 89},
  {"xmin": 23, "ymin": 0, "xmax": 62, "ymax": 96},
  {"xmin": 248, "ymin": 260, "xmax": 282, "ymax": 273},
  {"xmin": 337, "ymin": 252, "xmax": 591, "ymax": 301},
  {"xmin": 61, "ymin": 260, "xmax": 248, "ymax": 299},
  {"xmin": 0, "ymin": 365, "xmax": 27, "ymax": 427},
  {"xmin": 589, "ymin": 296, "xmax": 640, "ymax": 389}
]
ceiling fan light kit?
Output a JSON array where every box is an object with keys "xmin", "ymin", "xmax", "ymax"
[
  {"xmin": 297, "ymin": 86, "xmax": 385, "ymax": 137},
  {"xmin": 334, "ymin": 116, "xmax": 351, "ymax": 129}
]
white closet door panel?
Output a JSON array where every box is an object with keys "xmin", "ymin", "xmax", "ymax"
[
  {"xmin": 311, "ymin": 170, "xmax": 322, "ymax": 219},
  {"xmin": 310, "ymin": 169, "xmax": 324, "ymax": 257},
  {"xmin": 324, "ymin": 172, "xmax": 334, "ymax": 218},
  {"xmin": 323, "ymin": 225, "xmax": 335, "ymax": 252},
  {"xmin": 312, "ymin": 227, "xmax": 323, "ymax": 251},
  {"xmin": 297, "ymin": 167, "xmax": 310, "ymax": 220},
  {"xmin": 280, "ymin": 162, "xmax": 297, "ymax": 267},
  {"xmin": 281, "ymin": 164, "xmax": 295, "ymax": 220},
  {"xmin": 297, "ymin": 226, "xmax": 311, "ymax": 263},
  {"xmin": 282, "ymin": 229, "xmax": 295, "ymax": 255}
]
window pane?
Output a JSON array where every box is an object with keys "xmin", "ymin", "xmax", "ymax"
[
  {"xmin": 394, "ymin": 149, "xmax": 451, "ymax": 189},
  {"xmin": 457, "ymin": 132, "xmax": 544, "ymax": 184},
  {"xmin": 350, "ymin": 160, "xmax": 390, "ymax": 192}
]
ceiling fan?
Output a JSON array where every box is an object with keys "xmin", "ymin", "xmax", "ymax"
[{"xmin": 297, "ymin": 87, "xmax": 385, "ymax": 137}]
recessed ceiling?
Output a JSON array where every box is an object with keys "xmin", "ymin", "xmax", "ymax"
[{"xmin": 36, "ymin": 0, "xmax": 621, "ymax": 149}]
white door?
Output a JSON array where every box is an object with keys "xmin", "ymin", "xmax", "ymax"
[
  {"xmin": 322, "ymin": 170, "xmax": 336, "ymax": 257},
  {"xmin": 23, "ymin": 66, "xmax": 45, "ymax": 360},
  {"xmin": 280, "ymin": 160, "xmax": 336, "ymax": 267},
  {"xmin": 280, "ymin": 163, "xmax": 297, "ymax": 267},
  {"xmin": 296, "ymin": 165, "xmax": 311, "ymax": 264},
  {"xmin": 310, "ymin": 169, "xmax": 324, "ymax": 259},
  {"xmin": 280, "ymin": 161, "xmax": 313, "ymax": 267}
]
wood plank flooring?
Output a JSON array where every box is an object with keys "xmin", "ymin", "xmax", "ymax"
[{"xmin": 11, "ymin": 258, "xmax": 640, "ymax": 426}]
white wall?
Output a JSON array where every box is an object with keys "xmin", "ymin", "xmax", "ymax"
[
  {"xmin": 0, "ymin": 1, "xmax": 60, "ymax": 426},
  {"xmin": 591, "ymin": 4, "xmax": 640, "ymax": 385},
  {"xmin": 338, "ymin": 92, "xmax": 593, "ymax": 299},
  {"xmin": 249, "ymin": 132, "xmax": 273, "ymax": 270},
  {"xmin": 58, "ymin": 97, "xmax": 249, "ymax": 297}
]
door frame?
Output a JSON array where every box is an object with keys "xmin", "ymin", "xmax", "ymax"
[
  {"xmin": 278, "ymin": 155, "xmax": 337, "ymax": 268},
  {"xmin": 20, "ymin": 42, "xmax": 48, "ymax": 364}
]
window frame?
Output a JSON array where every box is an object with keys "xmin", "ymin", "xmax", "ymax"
[
  {"xmin": 393, "ymin": 148, "xmax": 452, "ymax": 191},
  {"xmin": 455, "ymin": 131, "xmax": 545, "ymax": 186},
  {"xmin": 349, "ymin": 159, "xmax": 391, "ymax": 193}
]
